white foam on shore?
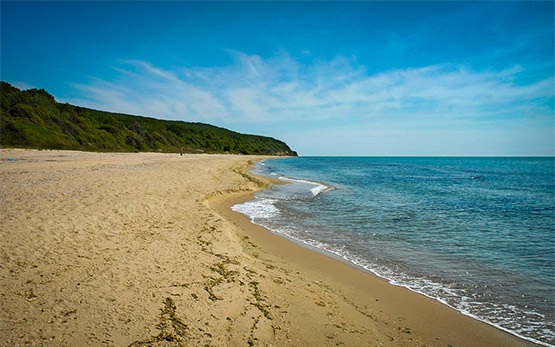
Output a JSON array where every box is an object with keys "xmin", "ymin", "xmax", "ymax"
[
  {"xmin": 239, "ymin": 216, "xmax": 555, "ymax": 347},
  {"xmin": 279, "ymin": 177, "xmax": 334, "ymax": 197},
  {"xmin": 237, "ymin": 159, "xmax": 555, "ymax": 347},
  {"xmin": 233, "ymin": 195, "xmax": 555, "ymax": 347},
  {"xmin": 232, "ymin": 198, "xmax": 279, "ymax": 220}
]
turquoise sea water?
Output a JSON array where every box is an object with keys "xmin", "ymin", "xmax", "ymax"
[{"xmin": 233, "ymin": 157, "xmax": 555, "ymax": 346}]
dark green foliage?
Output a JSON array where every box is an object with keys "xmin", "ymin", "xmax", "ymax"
[{"xmin": 0, "ymin": 82, "xmax": 297, "ymax": 156}]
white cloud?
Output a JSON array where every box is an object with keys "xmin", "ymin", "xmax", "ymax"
[{"xmin": 66, "ymin": 52, "xmax": 554, "ymax": 155}]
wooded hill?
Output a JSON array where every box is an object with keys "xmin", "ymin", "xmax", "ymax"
[{"xmin": 0, "ymin": 82, "xmax": 297, "ymax": 156}]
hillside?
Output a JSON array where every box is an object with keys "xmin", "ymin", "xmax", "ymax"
[{"xmin": 0, "ymin": 82, "xmax": 297, "ymax": 156}]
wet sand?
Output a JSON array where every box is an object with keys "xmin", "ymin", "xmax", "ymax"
[{"xmin": 0, "ymin": 150, "xmax": 535, "ymax": 346}]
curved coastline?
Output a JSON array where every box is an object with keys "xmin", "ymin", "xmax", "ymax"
[
  {"xmin": 234, "ymin": 192, "xmax": 552, "ymax": 347},
  {"xmin": 211, "ymin": 160, "xmax": 541, "ymax": 347},
  {"xmin": 0, "ymin": 150, "xmax": 538, "ymax": 346},
  {"xmin": 235, "ymin": 158, "xmax": 554, "ymax": 347}
]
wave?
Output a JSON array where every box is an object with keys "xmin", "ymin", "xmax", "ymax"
[
  {"xmin": 252, "ymin": 160, "xmax": 334, "ymax": 198},
  {"xmin": 232, "ymin": 198, "xmax": 279, "ymax": 219},
  {"xmin": 279, "ymin": 176, "xmax": 334, "ymax": 197},
  {"xmin": 230, "ymin": 206, "xmax": 555, "ymax": 347},
  {"xmin": 232, "ymin": 177, "xmax": 333, "ymax": 223},
  {"xmin": 234, "ymin": 158, "xmax": 555, "ymax": 347}
]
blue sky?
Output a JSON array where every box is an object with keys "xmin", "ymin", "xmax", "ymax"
[{"xmin": 2, "ymin": 1, "xmax": 553, "ymax": 156}]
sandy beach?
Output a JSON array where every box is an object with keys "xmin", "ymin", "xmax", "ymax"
[{"xmin": 0, "ymin": 150, "xmax": 535, "ymax": 346}]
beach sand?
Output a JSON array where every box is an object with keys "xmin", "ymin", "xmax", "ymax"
[{"xmin": 0, "ymin": 150, "xmax": 535, "ymax": 346}]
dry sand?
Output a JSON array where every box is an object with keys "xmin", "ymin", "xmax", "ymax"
[{"xmin": 0, "ymin": 150, "xmax": 535, "ymax": 346}]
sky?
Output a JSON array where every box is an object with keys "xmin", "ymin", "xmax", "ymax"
[{"xmin": 1, "ymin": 1, "xmax": 554, "ymax": 156}]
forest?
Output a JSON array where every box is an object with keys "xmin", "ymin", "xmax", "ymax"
[{"xmin": 0, "ymin": 82, "xmax": 297, "ymax": 156}]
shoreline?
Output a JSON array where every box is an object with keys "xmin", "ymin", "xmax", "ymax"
[
  {"xmin": 208, "ymin": 165, "xmax": 539, "ymax": 347},
  {"xmin": 0, "ymin": 150, "xmax": 538, "ymax": 346}
]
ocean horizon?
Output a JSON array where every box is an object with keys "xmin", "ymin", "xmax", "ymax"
[{"xmin": 233, "ymin": 156, "xmax": 555, "ymax": 346}]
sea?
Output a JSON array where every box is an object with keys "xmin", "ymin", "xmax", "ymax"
[{"xmin": 232, "ymin": 157, "xmax": 555, "ymax": 346}]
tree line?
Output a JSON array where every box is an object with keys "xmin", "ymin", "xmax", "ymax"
[{"xmin": 0, "ymin": 82, "xmax": 297, "ymax": 156}]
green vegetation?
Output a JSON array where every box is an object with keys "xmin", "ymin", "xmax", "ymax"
[{"xmin": 0, "ymin": 82, "xmax": 297, "ymax": 156}]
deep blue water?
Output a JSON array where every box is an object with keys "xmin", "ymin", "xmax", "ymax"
[{"xmin": 233, "ymin": 157, "xmax": 555, "ymax": 346}]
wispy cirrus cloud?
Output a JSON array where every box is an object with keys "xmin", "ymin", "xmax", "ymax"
[{"xmin": 67, "ymin": 51, "xmax": 554, "ymax": 155}]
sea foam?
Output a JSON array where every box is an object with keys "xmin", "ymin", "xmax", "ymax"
[{"xmin": 234, "ymin": 157, "xmax": 555, "ymax": 346}]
